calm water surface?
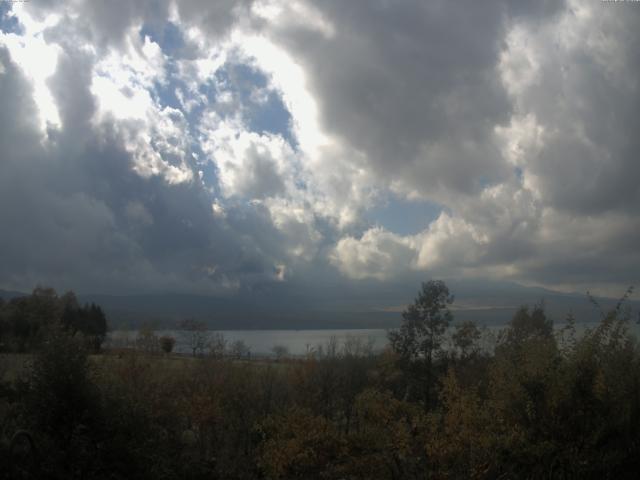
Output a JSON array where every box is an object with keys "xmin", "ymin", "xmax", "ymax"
[
  {"xmin": 108, "ymin": 321, "xmax": 639, "ymax": 357},
  {"xmin": 108, "ymin": 329, "xmax": 389, "ymax": 356}
]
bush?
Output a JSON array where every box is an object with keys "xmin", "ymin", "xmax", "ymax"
[{"xmin": 159, "ymin": 335, "xmax": 176, "ymax": 354}]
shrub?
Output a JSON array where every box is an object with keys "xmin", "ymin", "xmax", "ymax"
[{"xmin": 159, "ymin": 335, "xmax": 176, "ymax": 354}]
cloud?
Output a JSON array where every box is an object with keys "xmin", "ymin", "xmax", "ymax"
[
  {"xmin": 330, "ymin": 227, "xmax": 416, "ymax": 281},
  {"xmin": 0, "ymin": 34, "xmax": 286, "ymax": 294},
  {"xmin": 0, "ymin": 7, "xmax": 62, "ymax": 132},
  {"xmin": 198, "ymin": 112, "xmax": 294, "ymax": 199},
  {"xmin": 0, "ymin": 0, "xmax": 639, "ymax": 302},
  {"xmin": 255, "ymin": 0, "xmax": 515, "ymax": 202}
]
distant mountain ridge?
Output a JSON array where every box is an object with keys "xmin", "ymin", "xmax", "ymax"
[
  {"xmin": 0, "ymin": 289, "xmax": 27, "ymax": 300},
  {"xmin": 60, "ymin": 284, "xmax": 640, "ymax": 330},
  {"xmin": 2, "ymin": 282, "xmax": 637, "ymax": 330}
]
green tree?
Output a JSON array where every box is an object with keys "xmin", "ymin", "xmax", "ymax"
[
  {"xmin": 27, "ymin": 327, "xmax": 95, "ymax": 436},
  {"xmin": 6, "ymin": 287, "xmax": 60, "ymax": 351},
  {"xmin": 85, "ymin": 303, "xmax": 107, "ymax": 351},
  {"xmin": 59, "ymin": 294, "xmax": 107, "ymax": 352},
  {"xmin": 388, "ymin": 280, "xmax": 453, "ymax": 407},
  {"xmin": 506, "ymin": 304, "xmax": 552, "ymax": 344},
  {"xmin": 451, "ymin": 320, "xmax": 482, "ymax": 360},
  {"xmin": 23, "ymin": 326, "xmax": 104, "ymax": 476}
]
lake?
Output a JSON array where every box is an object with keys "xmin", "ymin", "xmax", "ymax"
[
  {"xmin": 107, "ymin": 328, "xmax": 390, "ymax": 356},
  {"xmin": 107, "ymin": 321, "xmax": 640, "ymax": 357}
]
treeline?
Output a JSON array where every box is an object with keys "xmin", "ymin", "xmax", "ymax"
[
  {"xmin": 0, "ymin": 287, "xmax": 107, "ymax": 353},
  {"xmin": 1, "ymin": 282, "xmax": 640, "ymax": 478}
]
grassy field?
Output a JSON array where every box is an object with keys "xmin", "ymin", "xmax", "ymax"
[{"xmin": 1, "ymin": 350, "xmax": 293, "ymax": 386}]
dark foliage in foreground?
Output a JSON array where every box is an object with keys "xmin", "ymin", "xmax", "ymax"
[{"xmin": 0, "ymin": 283, "xmax": 639, "ymax": 479}]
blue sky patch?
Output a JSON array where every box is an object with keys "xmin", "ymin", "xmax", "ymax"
[
  {"xmin": 139, "ymin": 21, "xmax": 184, "ymax": 56},
  {"xmin": 152, "ymin": 76, "xmax": 183, "ymax": 111},
  {"xmin": 139, "ymin": 22, "xmax": 295, "ymax": 147},
  {"xmin": 514, "ymin": 166, "xmax": 523, "ymax": 180},
  {"xmin": 366, "ymin": 195, "xmax": 442, "ymax": 235},
  {"xmin": 248, "ymin": 90, "xmax": 293, "ymax": 144},
  {"xmin": 0, "ymin": 4, "xmax": 22, "ymax": 35},
  {"xmin": 216, "ymin": 63, "xmax": 294, "ymax": 144}
]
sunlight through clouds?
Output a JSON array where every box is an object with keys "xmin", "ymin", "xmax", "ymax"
[
  {"xmin": 0, "ymin": 7, "xmax": 62, "ymax": 133},
  {"xmin": 0, "ymin": 0, "xmax": 638, "ymax": 298}
]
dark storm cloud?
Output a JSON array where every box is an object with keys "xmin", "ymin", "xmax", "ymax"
[
  {"xmin": 263, "ymin": 0, "xmax": 514, "ymax": 197},
  {"xmin": 524, "ymin": 26, "xmax": 640, "ymax": 215},
  {"xmin": 0, "ymin": 0, "xmax": 639, "ymax": 301},
  {"xmin": 0, "ymin": 45, "xmax": 292, "ymax": 294}
]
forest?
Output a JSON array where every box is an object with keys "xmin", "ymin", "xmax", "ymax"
[{"xmin": 1, "ymin": 281, "xmax": 639, "ymax": 479}]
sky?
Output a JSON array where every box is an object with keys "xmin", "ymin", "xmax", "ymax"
[{"xmin": 0, "ymin": 0, "xmax": 639, "ymax": 307}]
